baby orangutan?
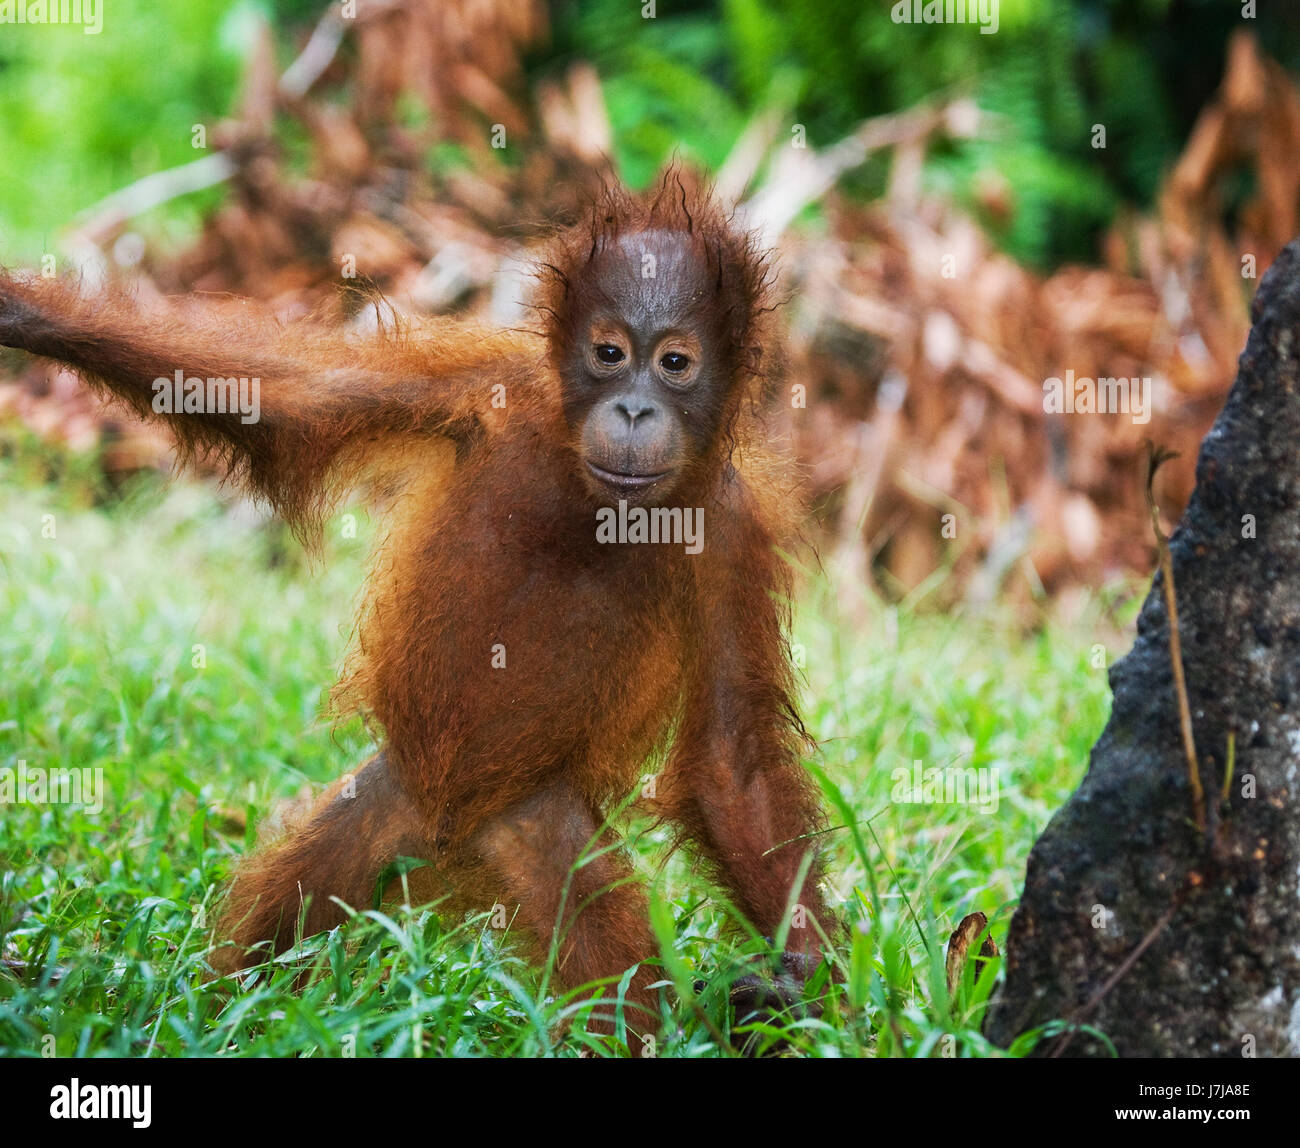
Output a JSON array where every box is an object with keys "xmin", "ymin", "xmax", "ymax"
[{"xmin": 0, "ymin": 175, "xmax": 833, "ymax": 1054}]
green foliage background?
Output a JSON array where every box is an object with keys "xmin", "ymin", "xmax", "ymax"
[{"xmin": 0, "ymin": 0, "xmax": 1296, "ymax": 267}]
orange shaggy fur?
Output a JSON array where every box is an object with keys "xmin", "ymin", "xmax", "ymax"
[{"xmin": 0, "ymin": 174, "xmax": 831, "ymax": 1049}]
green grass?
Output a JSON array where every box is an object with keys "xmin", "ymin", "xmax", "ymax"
[{"xmin": 0, "ymin": 440, "xmax": 1123, "ymax": 1057}]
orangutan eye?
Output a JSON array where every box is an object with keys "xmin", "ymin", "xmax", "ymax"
[
  {"xmin": 595, "ymin": 344, "xmax": 625, "ymax": 365},
  {"xmin": 660, "ymin": 352, "xmax": 689, "ymax": 373}
]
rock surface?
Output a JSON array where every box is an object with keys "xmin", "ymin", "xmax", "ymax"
[{"xmin": 985, "ymin": 240, "xmax": 1300, "ymax": 1057}]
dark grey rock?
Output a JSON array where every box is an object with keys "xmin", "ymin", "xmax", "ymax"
[{"xmin": 984, "ymin": 241, "xmax": 1300, "ymax": 1058}]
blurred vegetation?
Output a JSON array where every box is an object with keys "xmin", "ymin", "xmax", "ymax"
[
  {"xmin": 0, "ymin": 3, "xmax": 260, "ymax": 260},
  {"xmin": 547, "ymin": 0, "xmax": 1300, "ymax": 265},
  {"xmin": 1, "ymin": 0, "xmax": 1299, "ymax": 264}
]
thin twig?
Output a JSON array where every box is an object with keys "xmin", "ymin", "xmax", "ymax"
[
  {"xmin": 1221, "ymin": 731, "xmax": 1235, "ymax": 804},
  {"xmin": 67, "ymin": 0, "xmax": 369, "ymax": 248},
  {"xmin": 1047, "ymin": 898, "xmax": 1182, "ymax": 1058},
  {"xmin": 278, "ymin": 8, "xmax": 347, "ymax": 100},
  {"xmin": 71, "ymin": 154, "xmax": 239, "ymax": 247},
  {"xmin": 1144, "ymin": 443, "xmax": 1205, "ymax": 832}
]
